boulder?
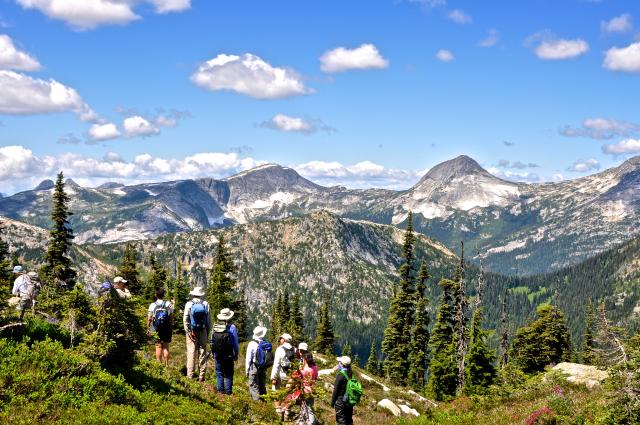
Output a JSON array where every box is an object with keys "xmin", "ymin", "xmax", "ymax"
[
  {"xmin": 551, "ymin": 362, "xmax": 609, "ymax": 389},
  {"xmin": 399, "ymin": 404, "xmax": 420, "ymax": 417},
  {"xmin": 377, "ymin": 399, "xmax": 401, "ymax": 417}
]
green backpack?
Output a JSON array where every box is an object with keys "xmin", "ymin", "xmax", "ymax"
[{"xmin": 340, "ymin": 370, "xmax": 363, "ymax": 406}]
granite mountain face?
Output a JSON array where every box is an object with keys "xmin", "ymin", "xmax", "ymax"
[{"xmin": 1, "ymin": 155, "xmax": 638, "ymax": 275}]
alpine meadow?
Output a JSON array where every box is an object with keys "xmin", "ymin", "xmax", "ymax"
[{"xmin": 1, "ymin": 1, "xmax": 640, "ymax": 424}]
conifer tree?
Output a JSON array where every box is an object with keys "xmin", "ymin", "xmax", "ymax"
[
  {"xmin": 593, "ymin": 302, "xmax": 628, "ymax": 367},
  {"xmin": 427, "ymin": 278, "xmax": 458, "ymax": 400},
  {"xmin": 146, "ymin": 254, "xmax": 167, "ymax": 302},
  {"xmin": 582, "ymin": 298, "xmax": 597, "ymax": 365},
  {"xmin": 117, "ymin": 243, "xmax": 141, "ymax": 295},
  {"xmin": 0, "ymin": 224, "xmax": 11, "ymax": 309},
  {"xmin": 286, "ymin": 293, "xmax": 305, "ymax": 344},
  {"xmin": 382, "ymin": 212, "xmax": 416, "ymax": 385},
  {"xmin": 341, "ymin": 342, "xmax": 352, "ymax": 358},
  {"xmin": 42, "ymin": 171, "xmax": 76, "ymax": 289},
  {"xmin": 408, "ymin": 261, "xmax": 431, "ymax": 391},
  {"xmin": 208, "ymin": 235, "xmax": 237, "ymax": 316},
  {"xmin": 232, "ymin": 294, "xmax": 247, "ymax": 341},
  {"xmin": 365, "ymin": 340, "xmax": 380, "ymax": 376},
  {"xmin": 509, "ymin": 304, "xmax": 572, "ymax": 373},
  {"xmin": 453, "ymin": 242, "xmax": 469, "ymax": 393},
  {"xmin": 498, "ymin": 290, "xmax": 509, "ymax": 367},
  {"xmin": 314, "ymin": 293, "xmax": 335, "ymax": 355},
  {"xmin": 353, "ymin": 353, "xmax": 361, "ymax": 368},
  {"xmin": 463, "ymin": 308, "xmax": 496, "ymax": 394},
  {"xmin": 269, "ymin": 293, "xmax": 283, "ymax": 341}
]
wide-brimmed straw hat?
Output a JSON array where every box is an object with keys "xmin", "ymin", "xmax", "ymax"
[
  {"xmin": 337, "ymin": 356, "xmax": 352, "ymax": 366},
  {"xmin": 217, "ymin": 308, "xmax": 234, "ymax": 321},
  {"xmin": 252, "ymin": 326, "xmax": 267, "ymax": 340},
  {"xmin": 189, "ymin": 286, "xmax": 206, "ymax": 297}
]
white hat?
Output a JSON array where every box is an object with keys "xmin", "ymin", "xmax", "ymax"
[
  {"xmin": 253, "ymin": 326, "xmax": 267, "ymax": 340},
  {"xmin": 189, "ymin": 286, "xmax": 206, "ymax": 297},
  {"xmin": 337, "ymin": 356, "xmax": 352, "ymax": 366},
  {"xmin": 113, "ymin": 276, "xmax": 127, "ymax": 284},
  {"xmin": 298, "ymin": 342, "xmax": 308, "ymax": 351},
  {"xmin": 280, "ymin": 333, "xmax": 292, "ymax": 342},
  {"xmin": 217, "ymin": 308, "xmax": 235, "ymax": 321},
  {"xmin": 27, "ymin": 271, "xmax": 38, "ymax": 278},
  {"xmin": 12, "ymin": 265, "xmax": 23, "ymax": 273}
]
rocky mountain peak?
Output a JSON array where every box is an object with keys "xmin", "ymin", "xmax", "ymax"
[
  {"xmin": 224, "ymin": 163, "xmax": 323, "ymax": 193},
  {"xmin": 97, "ymin": 182, "xmax": 124, "ymax": 189},
  {"xmin": 417, "ymin": 155, "xmax": 492, "ymax": 186},
  {"xmin": 34, "ymin": 179, "xmax": 55, "ymax": 191},
  {"xmin": 65, "ymin": 178, "xmax": 80, "ymax": 188}
]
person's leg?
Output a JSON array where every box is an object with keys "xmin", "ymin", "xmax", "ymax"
[
  {"xmin": 335, "ymin": 401, "xmax": 347, "ymax": 425},
  {"xmin": 197, "ymin": 331, "xmax": 208, "ymax": 381},
  {"xmin": 155, "ymin": 342, "xmax": 163, "ymax": 362},
  {"xmin": 215, "ymin": 360, "xmax": 224, "ymax": 393},
  {"xmin": 186, "ymin": 335, "xmax": 196, "ymax": 378},
  {"xmin": 162, "ymin": 342, "xmax": 170, "ymax": 366},
  {"xmin": 224, "ymin": 360, "xmax": 234, "ymax": 394},
  {"xmin": 258, "ymin": 369, "xmax": 267, "ymax": 396},
  {"xmin": 306, "ymin": 397, "xmax": 316, "ymax": 425},
  {"xmin": 248, "ymin": 366, "xmax": 260, "ymax": 401},
  {"xmin": 345, "ymin": 405, "xmax": 354, "ymax": 425}
]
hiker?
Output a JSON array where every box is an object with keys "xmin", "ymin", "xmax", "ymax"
[
  {"xmin": 113, "ymin": 276, "xmax": 131, "ymax": 298},
  {"xmin": 297, "ymin": 342, "xmax": 309, "ymax": 366},
  {"xmin": 147, "ymin": 287, "xmax": 174, "ymax": 366},
  {"xmin": 331, "ymin": 356, "xmax": 354, "ymax": 425},
  {"xmin": 211, "ymin": 308, "xmax": 239, "ymax": 395},
  {"xmin": 245, "ymin": 326, "xmax": 272, "ymax": 401},
  {"xmin": 183, "ymin": 286, "xmax": 212, "ymax": 381},
  {"xmin": 26, "ymin": 272, "xmax": 40, "ymax": 315},
  {"xmin": 11, "ymin": 266, "xmax": 38, "ymax": 321},
  {"xmin": 299, "ymin": 352, "xmax": 319, "ymax": 424},
  {"xmin": 272, "ymin": 333, "xmax": 296, "ymax": 418}
]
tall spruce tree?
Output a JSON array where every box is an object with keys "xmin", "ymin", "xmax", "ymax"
[
  {"xmin": 593, "ymin": 302, "xmax": 628, "ymax": 367},
  {"xmin": 366, "ymin": 339, "xmax": 380, "ymax": 376},
  {"xmin": 382, "ymin": 212, "xmax": 416, "ymax": 385},
  {"xmin": 509, "ymin": 304, "xmax": 572, "ymax": 373},
  {"xmin": 427, "ymin": 278, "xmax": 458, "ymax": 400},
  {"xmin": 117, "ymin": 243, "xmax": 141, "ymax": 295},
  {"xmin": 453, "ymin": 242, "xmax": 469, "ymax": 393},
  {"xmin": 314, "ymin": 293, "xmax": 335, "ymax": 355},
  {"xmin": 171, "ymin": 261, "xmax": 190, "ymax": 333},
  {"xmin": 269, "ymin": 293, "xmax": 283, "ymax": 341},
  {"xmin": 42, "ymin": 171, "xmax": 76, "ymax": 289},
  {"xmin": 407, "ymin": 261, "xmax": 431, "ymax": 391},
  {"xmin": 341, "ymin": 342, "xmax": 353, "ymax": 358},
  {"xmin": 0, "ymin": 224, "xmax": 12, "ymax": 309},
  {"xmin": 286, "ymin": 293, "xmax": 305, "ymax": 344},
  {"xmin": 208, "ymin": 235, "xmax": 237, "ymax": 316},
  {"xmin": 498, "ymin": 290, "xmax": 509, "ymax": 367},
  {"xmin": 582, "ymin": 298, "xmax": 597, "ymax": 365},
  {"xmin": 463, "ymin": 308, "xmax": 497, "ymax": 394},
  {"xmin": 147, "ymin": 254, "xmax": 167, "ymax": 301},
  {"xmin": 232, "ymin": 293, "xmax": 248, "ymax": 341}
]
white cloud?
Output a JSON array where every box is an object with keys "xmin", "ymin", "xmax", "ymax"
[
  {"xmin": 295, "ymin": 160, "xmax": 422, "ymax": 189},
  {"xmin": 123, "ymin": 115, "xmax": 159, "ymax": 137},
  {"xmin": 526, "ymin": 31, "xmax": 589, "ymax": 60},
  {"xmin": 560, "ymin": 118, "xmax": 640, "ymax": 140},
  {"xmin": 320, "ymin": 44, "xmax": 389, "ymax": 73},
  {"xmin": 602, "ymin": 138, "xmax": 640, "ymax": 155},
  {"xmin": 16, "ymin": 0, "xmax": 140, "ymax": 30},
  {"xmin": 405, "ymin": 0, "xmax": 447, "ymax": 10},
  {"xmin": 0, "ymin": 34, "xmax": 41, "ymax": 71},
  {"xmin": 191, "ymin": 53, "xmax": 312, "ymax": 100},
  {"xmin": 260, "ymin": 113, "xmax": 333, "ymax": 135},
  {"xmin": 601, "ymin": 13, "xmax": 633, "ymax": 34},
  {"xmin": 147, "ymin": 0, "xmax": 191, "ymax": 14},
  {"xmin": 436, "ymin": 49, "xmax": 454, "ymax": 62},
  {"xmin": 479, "ymin": 29, "xmax": 500, "ymax": 48},
  {"xmin": 496, "ymin": 160, "xmax": 540, "ymax": 169},
  {"xmin": 88, "ymin": 122, "xmax": 120, "ymax": 141},
  {"xmin": 604, "ymin": 42, "xmax": 640, "ymax": 73},
  {"xmin": 566, "ymin": 158, "xmax": 600, "ymax": 172},
  {"xmin": 487, "ymin": 167, "xmax": 541, "ymax": 183},
  {"xmin": 0, "ymin": 70, "xmax": 96, "ymax": 120},
  {"xmin": 447, "ymin": 9, "xmax": 472, "ymax": 24}
]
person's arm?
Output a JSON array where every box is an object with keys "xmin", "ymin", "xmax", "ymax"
[
  {"xmin": 183, "ymin": 302, "xmax": 191, "ymax": 335},
  {"xmin": 230, "ymin": 324, "xmax": 239, "ymax": 360},
  {"xmin": 205, "ymin": 303, "xmax": 212, "ymax": 335},
  {"xmin": 270, "ymin": 347, "xmax": 282, "ymax": 381},
  {"xmin": 245, "ymin": 342, "xmax": 254, "ymax": 375},
  {"xmin": 11, "ymin": 278, "xmax": 19, "ymax": 296},
  {"xmin": 331, "ymin": 372, "xmax": 345, "ymax": 407}
]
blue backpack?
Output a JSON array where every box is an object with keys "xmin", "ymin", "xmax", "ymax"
[
  {"xmin": 190, "ymin": 301, "xmax": 208, "ymax": 331},
  {"xmin": 254, "ymin": 340, "xmax": 274, "ymax": 370},
  {"xmin": 153, "ymin": 301, "xmax": 170, "ymax": 333},
  {"xmin": 98, "ymin": 281, "xmax": 113, "ymax": 296}
]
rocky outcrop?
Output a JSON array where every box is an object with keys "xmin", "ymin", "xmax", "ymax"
[{"xmin": 551, "ymin": 362, "xmax": 609, "ymax": 389}]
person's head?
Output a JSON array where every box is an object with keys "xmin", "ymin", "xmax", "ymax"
[
  {"xmin": 155, "ymin": 287, "xmax": 165, "ymax": 300},
  {"xmin": 252, "ymin": 326, "xmax": 267, "ymax": 341},
  {"xmin": 113, "ymin": 276, "xmax": 127, "ymax": 289},
  {"xmin": 298, "ymin": 342, "xmax": 308, "ymax": 356},
  {"xmin": 217, "ymin": 308, "xmax": 234, "ymax": 323},
  {"xmin": 303, "ymin": 352, "xmax": 316, "ymax": 368},
  {"xmin": 12, "ymin": 265, "xmax": 24, "ymax": 275},
  {"xmin": 280, "ymin": 333, "xmax": 292, "ymax": 346},
  {"xmin": 189, "ymin": 286, "xmax": 205, "ymax": 299},
  {"xmin": 337, "ymin": 355, "xmax": 351, "ymax": 369}
]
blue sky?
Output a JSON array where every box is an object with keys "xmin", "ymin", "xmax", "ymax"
[{"xmin": 0, "ymin": 0, "xmax": 639, "ymax": 194}]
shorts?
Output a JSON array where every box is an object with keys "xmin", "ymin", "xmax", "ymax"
[{"xmin": 155, "ymin": 326, "xmax": 173, "ymax": 344}]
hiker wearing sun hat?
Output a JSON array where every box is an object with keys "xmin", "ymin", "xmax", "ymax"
[
  {"xmin": 183, "ymin": 286, "xmax": 212, "ymax": 381},
  {"xmin": 246, "ymin": 325, "xmax": 272, "ymax": 400},
  {"xmin": 332, "ymin": 356, "xmax": 355, "ymax": 425},
  {"xmin": 11, "ymin": 265, "xmax": 37, "ymax": 321},
  {"xmin": 112, "ymin": 276, "xmax": 131, "ymax": 299},
  {"xmin": 210, "ymin": 307, "xmax": 239, "ymax": 394}
]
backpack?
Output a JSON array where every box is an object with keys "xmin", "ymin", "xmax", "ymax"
[
  {"xmin": 189, "ymin": 301, "xmax": 208, "ymax": 331},
  {"xmin": 152, "ymin": 301, "xmax": 170, "ymax": 333},
  {"xmin": 280, "ymin": 346, "xmax": 296, "ymax": 372},
  {"xmin": 340, "ymin": 370, "xmax": 363, "ymax": 406},
  {"xmin": 254, "ymin": 340, "xmax": 274, "ymax": 370},
  {"xmin": 98, "ymin": 281, "xmax": 113, "ymax": 296},
  {"xmin": 211, "ymin": 324, "xmax": 234, "ymax": 359},
  {"xmin": 23, "ymin": 275, "xmax": 40, "ymax": 300}
]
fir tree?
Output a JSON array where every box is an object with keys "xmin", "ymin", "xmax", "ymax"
[
  {"xmin": 582, "ymin": 298, "xmax": 597, "ymax": 365},
  {"xmin": 408, "ymin": 261, "xmax": 431, "ymax": 391},
  {"xmin": 353, "ymin": 353, "xmax": 361, "ymax": 368},
  {"xmin": 498, "ymin": 290, "xmax": 509, "ymax": 367},
  {"xmin": 286, "ymin": 293, "xmax": 305, "ymax": 344},
  {"xmin": 453, "ymin": 242, "xmax": 469, "ymax": 393},
  {"xmin": 269, "ymin": 293, "xmax": 283, "ymax": 341},
  {"xmin": 341, "ymin": 342, "xmax": 353, "ymax": 358},
  {"xmin": 509, "ymin": 304, "xmax": 572, "ymax": 374},
  {"xmin": 314, "ymin": 293, "xmax": 335, "ymax": 355},
  {"xmin": 463, "ymin": 308, "xmax": 497, "ymax": 395},
  {"xmin": 42, "ymin": 171, "xmax": 76, "ymax": 289},
  {"xmin": 0, "ymin": 224, "xmax": 11, "ymax": 309},
  {"xmin": 232, "ymin": 294, "xmax": 247, "ymax": 341},
  {"xmin": 427, "ymin": 278, "xmax": 457, "ymax": 400},
  {"xmin": 117, "ymin": 243, "xmax": 141, "ymax": 295},
  {"xmin": 593, "ymin": 302, "xmax": 628, "ymax": 367},
  {"xmin": 365, "ymin": 340, "xmax": 380, "ymax": 376},
  {"xmin": 208, "ymin": 235, "xmax": 237, "ymax": 316},
  {"xmin": 147, "ymin": 254, "xmax": 167, "ymax": 302},
  {"xmin": 382, "ymin": 211, "xmax": 416, "ymax": 385}
]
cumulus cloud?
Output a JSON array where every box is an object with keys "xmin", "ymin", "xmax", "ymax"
[
  {"xmin": 57, "ymin": 133, "xmax": 81, "ymax": 145},
  {"xmin": 295, "ymin": 160, "xmax": 423, "ymax": 189},
  {"xmin": 566, "ymin": 158, "xmax": 600, "ymax": 172},
  {"xmin": 436, "ymin": 49, "xmax": 454, "ymax": 62},
  {"xmin": 447, "ymin": 9, "xmax": 472, "ymax": 24},
  {"xmin": 15, "ymin": 0, "xmax": 191, "ymax": 30},
  {"xmin": 88, "ymin": 122, "xmax": 121, "ymax": 141},
  {"xmin": 601, "ymin": 13, "xmax": 633, "ymax": 34},
  {"xmin": 602, "ymin": 138, "xmax": 640, "ymax": 155},
  {"xmin": 191, "ymin": 53, "xmax": 312, "ymax": 99},
  {"xmin": 479, "ymin": 29, "xmax": 500, "ymax": 48},
  {"xmin": 123, "ymin": 115, "xmax": 159, "ymax": 137},
  {"xmin": 320, "ymin": 44, "xmax": 389, "ymax": 73},
  {"xmin": 604, "ymin": 42, "xmax": 640, "ymax": 73},
  {"xmin": 526, "ymin": 30, "xmax": 589, "ymax": 60},
  {"xmin": 260, "ymin": 113, "xmax": 333, "ymax": 135},
  {"xmin": 560, "ymin": 118, "xmax": 640, "ymax": 140},
  {"xmin": 0, "ymin": 34, "xmax": 41, "ymax": 71},
  {"xmin": 0, "ymin": 70, "xmax": 96, "ymax": 120}
]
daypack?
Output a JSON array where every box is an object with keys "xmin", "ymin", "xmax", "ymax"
[
  {"xmin": 280, "ymin": 346, "xmax": 296, "ymax": 372},
  {"xmin": 190, "ymin": 301, "xmax": 208, "ymax": 331},
  {"xmin": 211, "ymin": 324, "xmax": 234, "ymax": 359},
  {"xmin": 98, "ymin": 281, "xmax": 113, "ymax": 296},
  {"xmin": 23, "ymin": 275, "xmax": 40, "ymax": 300},
  {"xmin": 152, "ymin": 301, "xmax": 170, "ymax": 333},
  {"xmin": 254, "ymin": 340, "xmax": 274, "ymax": 370},
  {"xmin": 340, "ymin": 370, "xmax": 363, "ymax": 406}
]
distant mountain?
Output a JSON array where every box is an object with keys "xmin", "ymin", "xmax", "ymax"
[{"xmin": 1, "ymin": 155, "xmax": 639, "ymax": 275}]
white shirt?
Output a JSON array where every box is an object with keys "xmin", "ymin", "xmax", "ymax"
[
  {"xmin": 148, "ymin": 299, "xmax": 174, "ymax": 330},
  {"xmin": 182, "ymin": 298, "xmax": 211, "ymax": 333},
  {"xmin": 271, "ymin": 342, "xmax": 293, "ymax": 380},
  {"xmin": 245, "ymin": 339, "xmax": 260, "ymax": 374},
  {"xmin": 12, "ymin": 275, "xmax": 29, "ymax": 297}
]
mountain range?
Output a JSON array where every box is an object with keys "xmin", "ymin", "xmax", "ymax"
[{"xmin": 1, "ymin": 155, "xmax": 638, "ymax": 275}]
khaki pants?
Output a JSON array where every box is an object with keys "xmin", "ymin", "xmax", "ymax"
[{"xmin": 186, "ymin": 329, "xmax": 209, "ymax": 380}]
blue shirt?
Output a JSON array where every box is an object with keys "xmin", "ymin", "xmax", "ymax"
[{"xmin": 229, "ymin": 324, "xmax": 239, "ymax": 359}]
